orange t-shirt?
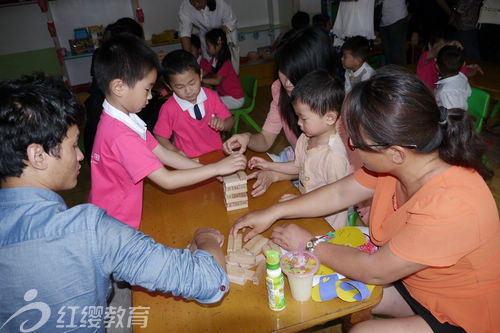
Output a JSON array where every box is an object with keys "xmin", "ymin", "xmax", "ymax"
[{"xmin": 354, "ymin": 166, "xmax": 500, "ymax": 332}]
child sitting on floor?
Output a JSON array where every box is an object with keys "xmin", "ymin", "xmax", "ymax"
[
  {"xmin": 154, "ymin": 49, "xmax": 235, "ymax": 158},
  {"xmin": 341, "ymin": 36, "xmax": 375, "ymax": 93},
  {"xmin": 200, "ymin": 28, "xmax": 244, "ymax": 110},
  {"xmin": 89, "ymin": 34, "xmax": 246, "ymax": 229},
  {"xmin": 435, "ymin": 45, "xmax": 471, "ymax": 110},
  {"xmin": 247, "ymin": 70, "xmax": 351, "ymax": 230}
]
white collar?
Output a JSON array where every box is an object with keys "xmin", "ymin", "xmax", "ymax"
[
  {"xmin": 102, "ymin": 100, "xmax": 147, "ymax": 140},
  {"xmin": 437, "ymin": 72, "xmax": 465, "ymax": 85},
  {"xmin": 173, "ymin": 88, "xmax": 207, "ymax": 111}
]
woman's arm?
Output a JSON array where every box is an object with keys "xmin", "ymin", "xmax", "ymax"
[
  {"xmin": 223, "ymin": 130, "xmax": 278, "ymax": 154},
  {"xmin": 180, "ymin": 37, "xmax": 191, "ymax": 53},
  {"xmin": 231, "ymin": 173, "xmax": 374, "ymax": 241}
]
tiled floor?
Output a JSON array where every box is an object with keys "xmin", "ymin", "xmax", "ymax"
[{"xmin": 60, "ymin": 84, "xmax": 500, "ymax": 333}]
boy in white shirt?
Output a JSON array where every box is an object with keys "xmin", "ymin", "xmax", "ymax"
[
  {"xmin": 435, "ymin": 45, "xmax": 471, "ymax": 110},
  {"xmin": 341, "ymin": 36, "xmax": 376, "ymax": 93}
]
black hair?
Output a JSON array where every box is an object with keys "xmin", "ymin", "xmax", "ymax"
[
  {"xmin": 274, "ymin": 26, "xmax": 336, "ymax": 138},
  {"xmin": 93, "ymin": 34, "xmax": 159, "ymax": 95},
  {"xmin": 341, "ymin": 36, "xmax": 371, "ymax": 62},
  {"xmin": 190, "ymin": 34, "xmax": 201, "ymax": 50},
  {"xmin": 344, "ymin": 66, "xmax": 492, "ymax": 180},
  {"xmin": 106, "ymin": 17, "xmax": 144, "ymax": 40},
  {"xmin": 428, "ymin": 26, "xmax": 455, "ymax": 46},
  {"xmin": 161, "ymin": 49, "xmax": 200, "ymax": 84},
  {"xmin": 291, "ymin": 11, "xmax": 310, "ymax": 30},
  {"xmin": 312, "ymin": 14, "xmax": 330, "ymax": 29},
  {"xmin": 291, "ymin": 70, "xmax": 344, "ymax": 117},
  {"xmin": 0, "ymin": 73, "xmax": 84, "ymax": 181},
  {"xmin": 207, "ymin": 0, "xmax": 216, "ymax": 11},
  {"xmin": 205, "ymin": 28, "xmax": 231, "ymax": 73},
  {"xmin": 436, "ymin": 45, "xmax": 465, "ymax": 77}
]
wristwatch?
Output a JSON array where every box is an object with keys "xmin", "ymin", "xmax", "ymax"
[{"xmin": 305, "ymin": 236, "xmax": 323, "ymax": 253}]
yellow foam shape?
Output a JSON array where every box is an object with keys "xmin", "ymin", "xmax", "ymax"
[
  {"xmin": 316, "ymin": 264, "xmax": 335, "ymax": 276},
  {"xmin": 336, "ymin": 282, "xmax": 375, "ymax": 302},
  {"xmin": 329, "ymin": 226, "xmax": 366, "ymax": 248}
]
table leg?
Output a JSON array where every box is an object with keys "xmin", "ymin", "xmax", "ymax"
[{"xmin": 342, "ymin": 307, "xmax": 373, "ymax": 331}]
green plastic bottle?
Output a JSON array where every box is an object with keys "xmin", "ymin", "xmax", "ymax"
[{"xmin": 265, "ymin": 250, "xmax": 286, "ymax": 311}]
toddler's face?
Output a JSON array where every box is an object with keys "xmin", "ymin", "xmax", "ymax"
[
  {"xmin": 168, "ymin": 68, "xmax": 202, "ymax": 104},
  {"xmin": 294, "ymin": 101, "xmax": 334, "ymax": 138},
  {"xmin": 341, "ymin": 50, "xmax": 359, "ymax": 71}
]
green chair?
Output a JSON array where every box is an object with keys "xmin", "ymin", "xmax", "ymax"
[
  {"xmin": 467, "ymin": 87, "xmax": 490, "ymax": 134},
  {"xmin": 230, "ymin": 75, "xmax": 261, "ymax": 135}
]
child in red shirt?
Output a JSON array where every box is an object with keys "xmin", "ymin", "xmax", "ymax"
[{"xmin": 201, "ymin": 28, "xmax": 244, "ymax": 110}]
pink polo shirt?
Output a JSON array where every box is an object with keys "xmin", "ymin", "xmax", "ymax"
[
  {"xmin": 154, "ymin": 87, "xmax": 232, "ymax": 158},
  {"xmin": 201, "ymin": 58, "xmax": 244, "ymax": 99},
  {"xmin": 262, "ymin": 79, "xmax": 298, "ymax": 149},
  {"xmin": 89, "ymin": 113, "xmax": 163, "ymax": 229}
]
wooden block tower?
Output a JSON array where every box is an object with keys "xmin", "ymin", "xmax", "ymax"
[{"xmin": 223, "ymin": 170, "xmax": 248, "ymax": 211}]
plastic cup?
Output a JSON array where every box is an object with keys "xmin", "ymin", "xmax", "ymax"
[{"xmin": 280, "ymin": 250, "xmax": 319, "ymax": 302}]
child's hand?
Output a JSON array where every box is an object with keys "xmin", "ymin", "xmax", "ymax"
[
  {"xmin": 214, "ymin": 153, "xmax": 247, "ymax": 175},
  {"xmin": 247, "ymin": 170, "xmax": 276, "ymax": 197},
  {"xmin": 278, "ymin": 193, "xmax": 298, "ymax": 202},
  {"xmin": 248, "ymin": 156, "xmax": 270, "ymax": 170},
  {"xmin": 192, "ymin": 228, "xmax": 225, "ymax": 249},
  {"xmin": 223, "ymin": 133, "xmax": 251, "ymax": 154},
  {"xmin": 466, "ymin": 63, "xmax": 484, "ymax": 77},
  {"xmin": 209, "ymin": 114, "xmax": 225, "ymax": 131},
  {"xmin": 270, "ymin": 223, "xmax": 313, "ymax": 251}
]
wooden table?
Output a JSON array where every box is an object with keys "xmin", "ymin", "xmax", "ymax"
[{"xmin": 133, "ymin": 150, "xmax": 382, "ymax": 332}]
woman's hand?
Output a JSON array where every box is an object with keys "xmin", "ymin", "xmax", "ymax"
[
  {"xmin": 223, "ymin": 133, "xmax": 251, "ymax": 154},
  {"xmin": 270, "ymin": 223, "xmax": 313, "ymax": 251},
  {"xmin": 230, "ymin": 208, "xmax": 279, "ymax": 242},
  {"xmin": 247, "ymin": 170, "xmax": 277, "ymax": 197},
  {"xmin": 466, "ymin": 63, "xmax": 484, "ymax": 77}
]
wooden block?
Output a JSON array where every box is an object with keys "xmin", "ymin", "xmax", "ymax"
[
  {"xmin": 248, "ymin": 237, "xmax": 269, "ymax": 256},
  {"xmin": 255, "ymin": 254, "xmax": 265, "ymax": 263},
  {"xmin": 243, "ymin": 234, "xmax": 263, "ymax": 251},
  {"xmin": 224, "ymin": 183, "xmax": 247, "ymax": 195},
  {"xmin": 227, "ymin": 252, "xmax": 256, "ymax": 266},
  {"xmin": 252, "ymin": 259, "xmax": 267, "ymax": 285},
  {"xmin": 225, "ymin": 199, "xmax": 248, "ymax": 211},
  {"xmin": 223, "ymin": 170, "xmax": 247, "ymax": 187},
  {"xmin": 234, "ymin": 234, "xmax": 242, "ymax": 251},
  {"xmin": 227, "ymin": 233, "xmax": 234, "ymax": 253},
  {"xmin": 267, "ymin": 240, "xmax": 281, "ymax": 253},
  {"xmin": 228, "ymin": 273, "xmax": 247, "ymax": 286},
  {"xmin": 224, "ymin": 191, "xmax": 248, "ymax": 203},
  {"xmin": 227, "ymin": 264, "xmax": 253, "ymax": 286},
  {"xmin": 261, "ymin": 243, "xmax": 272, "ymax": 255}
]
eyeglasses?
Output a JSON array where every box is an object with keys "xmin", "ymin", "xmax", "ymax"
[{"xmin": 347, "ymin": 137, "xmax": 417, "ymax": 151}]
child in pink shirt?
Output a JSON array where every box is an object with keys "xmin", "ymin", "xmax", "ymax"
[
  {"xmin": 247, "ymin": 70, "xmax": 351, "ymax": 230},
  {"xmin": 154, "ymin": 50, "xmax": 235, "ymax": 158},
  {"xmin": 89, "ymin": 35, "xmax": 246, "ymax": 229},
  {"xmin": 200, "ymin": 28, "xmax": 244, "ymax": 110}
]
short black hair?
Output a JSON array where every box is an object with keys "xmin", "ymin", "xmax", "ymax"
[
  {"xmin": 291, "ymin": 11, "xmax": 310, "ymax": 30},
  {"xmin": 0, "ymin": 73, "xmax": 84, "ymax": 180},
  {"xmin": 161, "ymin": 49, "xmax": 200, "ymax": 84},
  {"xmin": 291, "ymin": 70, "xmax": 344, "ymax": 116},
  {"xmin": 190, "ymin": 34, "xmax": 201, "ymax": 50},
  {"xmin": 312, "ymin": 14, "xmax": 329, "ymax": 28},
  {"xmin": 436, "ymin": 45, "xmax": 465, "ymax": 77},
  {"xmin": 341, "ymin": 36, "xmax": 371, "ymax": 62},
  {"xmin": 93, "ymin": 34, "xmax": 159, "ymax": 95},
  {"xmin": 106, "ymin": 17, "xmax": 143, "ymax": 40}
]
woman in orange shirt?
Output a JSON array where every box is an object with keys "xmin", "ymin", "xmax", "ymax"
[{"xmin": 231, "ymin": 67, "xmax": 500, "ymax": 332}]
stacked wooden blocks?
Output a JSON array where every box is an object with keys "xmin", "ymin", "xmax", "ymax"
[
  {"xmin": 223, "ymin": 170, "xmax": 248, "ymax": 211},
  {"xmin": 225, "ymin": 234, "xmax": 281, "ymax": 285}
]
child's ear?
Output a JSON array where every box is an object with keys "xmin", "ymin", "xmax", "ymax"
[
  {"xmin": 325, "ymin": 111, "xmax": 339, "ymax": 125},
  {"xmin": 110, "ymin": 79, "xmax": 126, "ymax": 97}
]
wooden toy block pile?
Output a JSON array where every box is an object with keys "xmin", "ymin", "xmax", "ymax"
[
  {"xmin": 223, "ymin": 170, "xmax": 248, "ymax": 211},
  {"xmin": 225, "ymin": 234, "xmax": 281, "ymax": 285}
]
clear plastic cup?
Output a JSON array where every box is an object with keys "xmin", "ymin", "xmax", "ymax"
[{"xmin": 280, "ymin": 250, "xmax": 319, "ymax": 302}]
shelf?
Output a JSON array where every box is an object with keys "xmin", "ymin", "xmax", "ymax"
[
  {"xmin": 63, "ymin": 51, "xmax": 94, "ymax": 60},
  {"xmin": 238, "ymin": 24, "xmax": 289, "ymax": 34}
]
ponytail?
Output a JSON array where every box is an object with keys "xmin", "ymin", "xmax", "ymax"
[
  {"xmin": 439, "ymin": 108, "xmax": 493, "ymax": 179},
  {"xmin": 205, "ymin": 28, "xmax": 231, "ymax": 73}
]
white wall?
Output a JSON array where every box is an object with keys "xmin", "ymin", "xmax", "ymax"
[
  {"xmin": 0, "ymin": 3, "xmax": 53, "ymax": 55},
  {"xmin": 298, "ymin": 0, "xmax": 321, "ymax": 14}
]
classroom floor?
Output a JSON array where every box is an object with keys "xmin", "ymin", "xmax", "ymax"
[{"xmin": 61, "ymin": 83, "xmax": 500, "ymax": 333}]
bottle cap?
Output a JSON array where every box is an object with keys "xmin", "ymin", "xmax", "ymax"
[{"xmin": 265, "ymin": 250, "xmax": 281, "ymax": 270}]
